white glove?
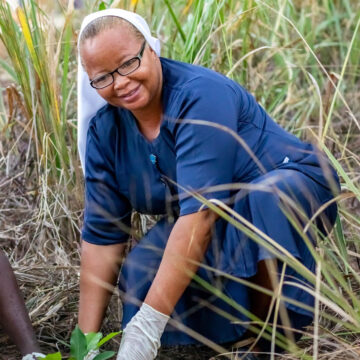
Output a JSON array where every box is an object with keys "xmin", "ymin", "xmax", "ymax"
[
  {"xmin": 84, "ymin": 349, "xmax": 100, "ymax": 360},
  {"xmin": 116, "ymin": 303, "xmax": 169, "ymax": 360},
  {"xmin": 22, "ymin": 353, "xmax": 46, "ymax": 360}
]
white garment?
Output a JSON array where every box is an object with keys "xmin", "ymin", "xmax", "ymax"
[
  {"xmin": 22, "ymin": 353, "xmax": 45, "ymax": 360},
  {"xmin": 77, "ymin": 9, "xmax": 161, "ymax": 171}
]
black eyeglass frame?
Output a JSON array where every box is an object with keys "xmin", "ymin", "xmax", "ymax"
[{"xmin": 90, "ymin": 40, "xmax": 147, "ymax": 89}]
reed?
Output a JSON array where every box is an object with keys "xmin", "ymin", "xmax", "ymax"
[{"xmin": 0, "ymin": 0, "xmax": 80, "ymax": 187}]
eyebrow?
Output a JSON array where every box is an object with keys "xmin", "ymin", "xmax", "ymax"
[
  {"xmin": 113, "ymin": 42, "xmax": 145, "ymax": 69},
  {"xmin": 115, "ymin": 51, "xmax": 136, "ymax": 65},
  {"xmin": 90, "ymin": 54, "xmax": 133, "ymax": 80}
]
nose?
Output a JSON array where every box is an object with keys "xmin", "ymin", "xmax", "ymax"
[{"xmin": 113, "ymin": 71, "xmax": 130, "ymax": 91}]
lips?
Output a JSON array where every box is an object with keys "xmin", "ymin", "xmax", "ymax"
[{"xmin": 120, "ymin": 84, "xmax": 141, "ymax": 101}]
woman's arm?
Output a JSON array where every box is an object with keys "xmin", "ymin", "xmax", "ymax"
[
  {"xmin": 144, "ymin": 209, "xmax": 218, "ymax": 315},
  {"xmin": 79, "ymin": 241, "xmax": 127, "ymax": 332},
  {"xmin": 116, "ymin": 210, "xmax": 218, "ymax": 360},
  {"xmin": 0, "ymin": 250, "xmax": 40, "ymax": 356}
]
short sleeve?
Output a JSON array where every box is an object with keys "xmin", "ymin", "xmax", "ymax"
[
  {"xmin": 82, "ymin": 113, "xmax": 132, "ymax": 245},
  {"xmin": 174, "ymin": 79, "xmax": 240, "ymax": 215}
]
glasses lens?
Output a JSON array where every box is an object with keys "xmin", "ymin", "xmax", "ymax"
[
  {"xmin": 92, "ymin": 74, "xmax": 113, "ymax": 89},
  {"xmin": 118, "ymin": 58, "xmax": 140, "ymax": 76}
]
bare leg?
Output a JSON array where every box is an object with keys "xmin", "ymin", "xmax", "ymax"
[
  {"xmin": 245, "ymin": 259, "xmax": 299, "ymax": 352},
  {"xmin": 239, "ymin": 259, "xmax": 276, "ymax": 349},
  {"xmin": 249, "ymin": 259, "xmax": 277, "ymax": 322},
  {"xmin": 0, "ymin": 250, "xmax": 41, "ymax": 355}
]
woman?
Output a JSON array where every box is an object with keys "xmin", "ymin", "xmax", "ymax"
[
  {"xmin": 0, "ymin": 250, "xmax": 45, "ymax": 359},
  {"xmin": 77, "ymin": 9, "xmax": 339, "ymax": 359}
]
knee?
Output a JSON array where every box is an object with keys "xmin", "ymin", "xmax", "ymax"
[
  {"xmin": 248, "ymin": 171, "xmax": 315, "ymax": 215},
  {"xmin": 120, "ymin": 244, "xmax": 162, "ymax": 287}
]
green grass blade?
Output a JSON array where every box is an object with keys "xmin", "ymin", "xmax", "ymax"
[
  {"xmin": 96, "ymin": 331, "xmax": 121, "ymax": 348},
  {"xmin": 163, "ymin": 0, "xmax": 186, "ymax": 43},
  {"xmin": 0, "ymin": 59, "xmax": 18, "ymax": 82}
]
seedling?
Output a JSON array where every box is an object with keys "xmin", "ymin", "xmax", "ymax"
[{"xmin": 42, "ymin": 326, "xmax": 121, "ymax": 360}]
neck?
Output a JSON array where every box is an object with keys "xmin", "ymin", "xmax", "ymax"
[{"xmin": 133, "ymin": 101, "xmax": 163, "ymax": 141}]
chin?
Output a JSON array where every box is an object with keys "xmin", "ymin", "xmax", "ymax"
[{"xmin": 113, "ymin": 96, "xmax": 149, "ymax": 112}]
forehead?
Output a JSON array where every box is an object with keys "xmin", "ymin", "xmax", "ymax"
[{"xmin": 80, "ymin": 25, "xmax": 143, "ymax": 76}]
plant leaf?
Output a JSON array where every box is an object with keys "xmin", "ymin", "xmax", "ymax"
[
  {"xmin": 42, "ymin": 353, "xmax": 62, "ymax": 360},
  {"xmin": 98, "ymin": 2, "xmax": 106, "ymax": 11},
  {"xmin": 86, "ymin": 332, "xmax": 103, "ymax": 351},
  {"xmin": 70, "ymin": 325, "xmax": 87, "ymax": 360},
  {"xmin": 93, "ymin": 351, "xmax": 116, "ymax": 360},
  {"xmin": 96, "ymin": 331, "xmax": 121, "ymax": 348}
]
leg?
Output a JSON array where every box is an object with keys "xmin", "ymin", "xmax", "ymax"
[
  {"xmin": 246, "ymin": 259, "xmax": 311, "ymax": 353},
  {"xmin": 0, "ymin": 250, "xmax": 40, "ymax": 355},
  {"xmin": 240, "ymin": 259, "xmax": 278, "ymax": 351},
  {"xmin": 223, "ymin": 169, "xmax": 337, "ymax": 351},
  {"xmin": 248, "ymin": 259, "xmax": 277, "ymax": 323}
]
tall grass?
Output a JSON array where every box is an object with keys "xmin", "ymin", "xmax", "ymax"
[
  {"xmin": 0, "ymin": 0, "xmax": 359, "ymax": 358},
  {"xmin": 0, "ymin": 0, "xmax": 83, "ymax": 250},
  {"xmin": 0, "ymin": 1, "xmax": 80, "ymax": 184}
]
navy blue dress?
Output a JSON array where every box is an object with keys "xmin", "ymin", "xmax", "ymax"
[{"xmin": 82, "ymin": 58, "xmax": 339, "ymax": 345}]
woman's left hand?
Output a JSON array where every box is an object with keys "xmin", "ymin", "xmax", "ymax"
[{"xmin": 116, "ymin": 303, "xmax": 169, "ymax": 360}]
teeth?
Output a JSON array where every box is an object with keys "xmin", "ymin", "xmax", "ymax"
[{"xmin": 124, "ymin": 88, "xmax": 136, "ymax": 97}]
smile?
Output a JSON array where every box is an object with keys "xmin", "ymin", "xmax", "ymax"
[{"xmin": 120, "ymin": 84, "xmax": 141, "ymax": 102}]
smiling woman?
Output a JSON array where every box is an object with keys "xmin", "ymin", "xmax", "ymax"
[{"xmin": 76, "ymin": 8, "xmax": 340, "ymax": 360}]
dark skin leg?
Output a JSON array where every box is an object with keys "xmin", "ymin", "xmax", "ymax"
[
  {"xmin": 238, "ymin": 259, "xmax": 276, "ymax": 350},
  {"xmin": 249, "ymin": 259, "xmax": 277, "ymax": 325},
  {"xmin": 0, "ymin": 250, "xmax": 41, "ymax": 356},
  {"xmin": 243, "ymin": 259, "xmax": 296, "ymax": 352}
]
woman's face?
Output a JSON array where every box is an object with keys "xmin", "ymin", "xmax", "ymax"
[{"xmin": 80, "ymin": 25, "xmax": 162, "ymax": 114}]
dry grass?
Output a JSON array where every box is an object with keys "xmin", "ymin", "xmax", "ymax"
[{"xmin": 0, "ymin": 113, "xmax": 125, "ymax": 357}]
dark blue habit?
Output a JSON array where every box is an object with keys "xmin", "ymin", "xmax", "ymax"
[{"xmin": 82, "ymin": 58, "xmax": 339, "ymax": 345}]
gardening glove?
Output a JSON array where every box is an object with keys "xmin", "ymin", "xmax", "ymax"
[
  {"xmin": 22, "ymin": 353, "xmax": 46, "ymax": 360},
  {"xmin": 84, "ymin": 349, "xmax": 100, "ymax": 360},
  {"xmin": 116, "ymin": 302, "xmax": 169, "ymax": 360}
]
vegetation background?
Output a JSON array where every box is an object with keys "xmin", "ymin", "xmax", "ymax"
[{"xmin": 0, "ymin": 0, "xmax": 359, "ymax": 358}]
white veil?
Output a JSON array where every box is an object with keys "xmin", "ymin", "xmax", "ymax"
[{"xmin": 77, "ymin": 9, "xmax": 161, "ymax": 171}]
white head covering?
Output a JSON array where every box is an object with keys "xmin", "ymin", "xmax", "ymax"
[{"xmin": 77, "ymin": 9, "xmax": 161, "ymax": 171}]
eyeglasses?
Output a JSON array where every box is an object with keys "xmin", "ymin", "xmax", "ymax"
[{"xmin": 90, "ymin": 40, "xmax": 147, "ymax": 89}]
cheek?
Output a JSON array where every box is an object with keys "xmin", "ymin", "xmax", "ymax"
[
  {"xmin": 97, "ymin": 88, "xmax": 113, "ymax": 100},
  {"xmin": 141, "ymin": 67, "xmax": 160, "ymax": 91}
]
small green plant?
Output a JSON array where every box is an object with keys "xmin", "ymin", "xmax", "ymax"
[{"xmin": 42, "ymin": 326, "xmax": 121, "ymax": 360}]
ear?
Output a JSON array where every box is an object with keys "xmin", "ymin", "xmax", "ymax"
[{"xmin": 148, "ymin": 46, "xmax": 158, "ymax": 59}]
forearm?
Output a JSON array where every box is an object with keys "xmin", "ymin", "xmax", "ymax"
[
  {"xmin": 144, "ymin": 210, "xmax": 217, "ymax": 315},
  {"xmin": 0, "ymin": 251, "xmax": 40, "ymax": 355},
  {"xmin": 117, "ymin": 212, "xmax": 215, "ymax": 360},
  {"xmin": 79, "ymin": 241, "xmax": 126, "ymax": 332}
]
